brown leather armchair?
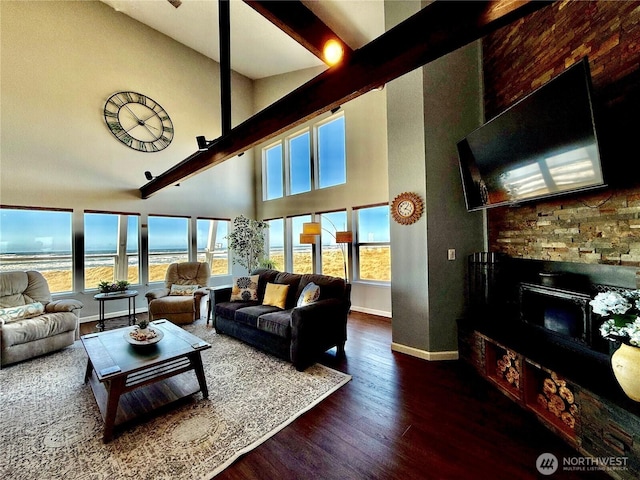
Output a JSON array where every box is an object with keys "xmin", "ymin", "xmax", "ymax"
[{"xmin": 145, "ymin": 262, "xmax": 210, "ymax": 325}]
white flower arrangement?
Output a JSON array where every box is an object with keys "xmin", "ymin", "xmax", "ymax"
[{"xmin": 590, "ymin": 290, "xmax": 640, "ymax": 347}]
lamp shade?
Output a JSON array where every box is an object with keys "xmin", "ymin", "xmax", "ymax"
[
  {"xmin": 302, "ymin": 222, "xmax": 321, "ymax": 235},
  {"xmin": 335, "ymin": 231, "xmax": 353, "ymax": 243},
  {"xmin": 299, "ymin": 233, "xmax": 317, "ymax": 244}
]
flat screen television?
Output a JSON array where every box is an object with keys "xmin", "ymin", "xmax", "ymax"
[{"xmin": 457, "ymin": 58, "xmax": 606, "ymax": 211}]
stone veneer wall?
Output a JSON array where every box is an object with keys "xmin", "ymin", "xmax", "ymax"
[{"xmin": 482, "ymin": 0, "xmax": 640, "ymax": 268}]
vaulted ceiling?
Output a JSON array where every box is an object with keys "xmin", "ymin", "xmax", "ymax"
[{"xmin": 103, "ymin": 1, "xmax": 554, "ymax": 198}]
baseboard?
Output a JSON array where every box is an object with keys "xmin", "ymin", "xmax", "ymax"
[
  {"xmin": 80, "ymin": 307, "xmax": 148, "ymax": 324},
  {"xmin": 350, "ymin": 306, "xmax": 391, "ymax": 318},
  {"xmin": 391, "ymin": 342, "xmax": 459, "ymax": 361}
]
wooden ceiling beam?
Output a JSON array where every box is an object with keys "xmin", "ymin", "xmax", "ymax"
[
  {"xmin": 244, "ymin": 0, "xmax": 353, "ymax": 62},
  {"xmin": 140, "ymin": 0, "xmax": 553, "ymax": 198}
]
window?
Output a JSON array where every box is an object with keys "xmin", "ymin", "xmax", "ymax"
[
  {"xmin": 320, "ymin": 211, "xmax": 348, "ymax": 278},
  {"xmin": 356, "ymin": 205, "xmax": 390, "ymax": 282},
  {"xmin": 197, "ymin": 218, "xmax": 229, "ymax": 275},
  {"xmin": 0, "ymin": 207, "xmax": 73, "ymax": 293},
  {"xmin": 262, "ymin": 113, "xmax": 346, "ymax": 199},
  {"xmin": 148, "ymin": 216, "xmax": 189, "ymax": 282},
  {"xmin": 84, "ymin": 212, "xmax": 139, "ymax": 289},
  {"xmin": 288, "ymin": 131, "xmax": 311, "ymax": 195},
  {"xmin": 317, "ymin": 115, "xmax": 346, "ymax": 189},
  {"xmin": 264, "ymin": 143, "xmax": 284, "ymax": 200},
  {"xmin": 291, "ymin": 215, "xmax": 312, "ymax": 274},
  {"xmin": 266, "ymin": 218, "xmax": 285, "ymax": 271}
]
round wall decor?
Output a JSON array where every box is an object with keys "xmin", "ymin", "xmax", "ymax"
[
  {"xmin": 104, "ymin": 91, "xmax": 174, "ymax": 152},
  {"xmin": 390, "ymin": 192, "xmax": 424, "ymax": 225}
]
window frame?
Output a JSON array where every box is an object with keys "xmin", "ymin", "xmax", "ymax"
[
  {"xmin": 353, "ymin": 203, "xmax": 391, "ymax": 284},
  {"xmin": 196, "ymin": 217, "xmax": 230, "ymax": 276}
]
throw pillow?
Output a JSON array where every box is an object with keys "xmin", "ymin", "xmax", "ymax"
[
  {"xmin": 297, "ymin": 282, "xmax": 320, "ymax": 307},
  {"xmin": 230, "ymin": 275, "xmax": 259, "ymax": 301},
  {"xmin": 262, "ymin": 283, "xmax": 289, "ymax": 309},
  {"xmin": 0, "ymin": 302, "xmax": 45, "ymax": 323},
  {"xmin": 170, "ymin": 284, "xmax": 199, "ymax": 296}
]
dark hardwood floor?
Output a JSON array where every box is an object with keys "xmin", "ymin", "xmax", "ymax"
[
  {"xmin": 82, "ymin": 312, "xmax": 609, "ymax": 479},
  {"xmin": 215, "ymin": 312, "xmax": 608, "ymax": 480}
]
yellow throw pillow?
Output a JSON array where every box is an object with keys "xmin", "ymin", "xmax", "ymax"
[{"xmin": 262, "ymin": 283, "xmax": 289, "ymax": 309}]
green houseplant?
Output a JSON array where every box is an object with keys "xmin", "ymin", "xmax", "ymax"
[{"xmin": 227, "ymin": 215, "xmax": 269, "ymax": 273}]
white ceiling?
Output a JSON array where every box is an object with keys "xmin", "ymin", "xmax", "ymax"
[{"xmin": 100, "ymin": 0, "xmax": 386, "ymax": 80}]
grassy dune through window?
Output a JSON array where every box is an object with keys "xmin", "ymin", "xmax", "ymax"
[{"xmin": 41, "ymin": 247, "xmax": 391, "ymax": 292}]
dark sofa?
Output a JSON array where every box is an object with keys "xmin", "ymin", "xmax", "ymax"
[{"xmin": 210, "ymin": 268, "xmax": 351, "ymax": 370}]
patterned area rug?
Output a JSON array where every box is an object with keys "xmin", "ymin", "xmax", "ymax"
[{"xmin": 0, "ymin": 322, "xmax": 351, "ymax": 479}]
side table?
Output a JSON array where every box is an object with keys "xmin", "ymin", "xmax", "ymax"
[{"xmin": 93, "ymin": 290, "xmax": 138, "ymax": 332}]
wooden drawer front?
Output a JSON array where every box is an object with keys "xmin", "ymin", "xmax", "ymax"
[{"xmin": 578, "ymin": 389, "xmax": 640, "ymax": 479}]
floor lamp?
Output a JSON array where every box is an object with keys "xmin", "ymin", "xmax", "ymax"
[{"xmin": 300, "ymin": 219, "xmax": 352, "ymax": 282}]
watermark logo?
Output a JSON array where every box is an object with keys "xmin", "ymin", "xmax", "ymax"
[
  {"xmin": 536, "ymin": 453, "xmax": 559, "ymax": 475},
  {"xmin": 536, "ymin": 453, "xmax": 629, "ymax": 475}
]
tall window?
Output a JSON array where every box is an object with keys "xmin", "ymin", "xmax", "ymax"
[
  {"xmin": 264, "ymin": 143, "xmax": 284, "ymax": 200},
  {"xmin": 84, "ymin": 212, "xmax": 139, "ymax": 289},
  {"xmin": 317, "ymin": 115, "xmax": 346, "ymax": 189},
  {"xmin": 0, "ymin": 207, "xmax": 73, "ymax": 293},
  {"xmin": 266, "ymin": 218, "xmax": 285, "ymax": 270},
  {"xmin": 148, "ymin": 216, "xmax": 189, "ymax": 282},
  {"xmin": 356, "ymin": 205, "xmax": 390, "ymax": 282},
  {"xmin": 197, "ymin": 218, "xmax": 229, "ymax": 275},
  {"xmin": 291, "ymin": 215, "xmax": 312, "ymax": 274},
  {"xmin": 320, "ymin": 211, "xmax": 348, "ymax": 278},
  {"xmin": 288, "ymin": 131, "xmax": 311, "ymax": 195}
]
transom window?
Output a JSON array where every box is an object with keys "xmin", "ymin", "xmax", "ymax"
[{"xmin": 262, "ymin": 114, "xmax": 346, "ymax": 200}]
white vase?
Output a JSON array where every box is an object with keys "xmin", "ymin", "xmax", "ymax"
[{"xmin": 611, "ymin": 343, "xmax": 640, "ymax": 402}]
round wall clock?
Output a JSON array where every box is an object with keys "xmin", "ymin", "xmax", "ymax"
[
  {"xmin": 103, "ymin": 91, "xmax": 174, "ymax": 152},
  {"xmin": 391, "ymin": 192, "xmax": 424, "ymax": 225}
]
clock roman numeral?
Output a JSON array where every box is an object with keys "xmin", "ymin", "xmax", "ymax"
[
  {"xmin": 107, "ymin": 121, "xmax": 123, "ymax": 133},
  {"xmin": 121, "ymin": 92, "xmax": 133, "ymax": 103},
  {"xmin": 104, "ymin": 110, "xmax": 118, "ymax": 118}
]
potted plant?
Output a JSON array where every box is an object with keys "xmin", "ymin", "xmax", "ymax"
[
  {"xmin": 227, "ymin": 215, "xmax": 269, "ymax": 273},
  {"xmin": 590, "ymin": 290, "xmax": 640, "ymax": 401},
  {"xmin": 98, "ymin": 280, "xmax": 130, "ymax": 294}
]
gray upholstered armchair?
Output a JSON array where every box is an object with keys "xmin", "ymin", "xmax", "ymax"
[
  {"xmin": 0, "ymin": 270, "xmax": 83, "ymax": 367},
  {"xmin": 145, "ymin": 262, "xmax": 210, "ymax": 325}
]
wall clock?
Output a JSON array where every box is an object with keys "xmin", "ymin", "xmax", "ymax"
[
  {"xmin": 391, "ymin": 192, "xmax": 424, "ymax": 225},
  {"xmin": 103, "ymin": 91, "xmax": 174, "ymax": 152}
]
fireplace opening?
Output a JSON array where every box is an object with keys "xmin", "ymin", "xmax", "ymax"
[{"xmin": 519, "ymin": 283, "xmax": 593, "ymax": 347}]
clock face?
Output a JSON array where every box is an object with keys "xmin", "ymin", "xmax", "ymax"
[
  {"xmin": 104, "ymin": 91, "xmax": 174, "ymax": 152},
  {"xmin": 398, "ymin": 200, "xmax": 415, "ymax": 217},
  {"xmin": 391, "ymin": 192, "xmax": 424, "ymax": 225}
]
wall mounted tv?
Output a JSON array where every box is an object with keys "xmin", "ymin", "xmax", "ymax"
[{"xmin": 457, "ymin": 57, "xmax": 605, "ymax": 211}]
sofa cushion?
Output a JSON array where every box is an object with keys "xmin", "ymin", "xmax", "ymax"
[
  {"xmin": 257, "ymin": 311, "xmax": 292, "ymax": 338},
  {"xmin": 0, "ymin": 312, "xmax": 77, "ymax": 348},
  {"xmin": 0, "ymin": 271, "xmax": 52, "ymax": 308},
  {"xmin": 235, "ymin": 305, "xmax": 282, "ymax": 327},
  {"xmin": 230, "ymin": 275, "xmax": 259, "ymax": 301},
  {"xmin": 0, "ymin": 302, "xmax": 45, "ymax": 323},
  {"xmin": 262, "ymin": 283, "xmax": 289, "ymax": 309},
  {"xmin": 274, "ymin": 272, "xmax": 302, "ymax": 309},
  {"xmin": 297, "ymin": 282, "xmax": 320, "ymax": 307},
  {"xmin": 252, "ymin": 269, "xmax": 279, "ymax": 302},
  {"xmin": 215, "ymin": 301, "xmax": 259, "ymax": 323}
]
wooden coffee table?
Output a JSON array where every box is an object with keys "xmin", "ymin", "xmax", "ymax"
[{"xmin": 81, "ymin": 319, "xmax": 211, "ymax": 442}]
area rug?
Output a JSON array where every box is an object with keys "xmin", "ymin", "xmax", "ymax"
[{"xmin": 0, "ymin": 322, "xmax": 351, "ymax": 480}]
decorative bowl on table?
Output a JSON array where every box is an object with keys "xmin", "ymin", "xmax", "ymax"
[{"xmin": 124, "ymin": 326, "xmax": 164, "ymax": 346}]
